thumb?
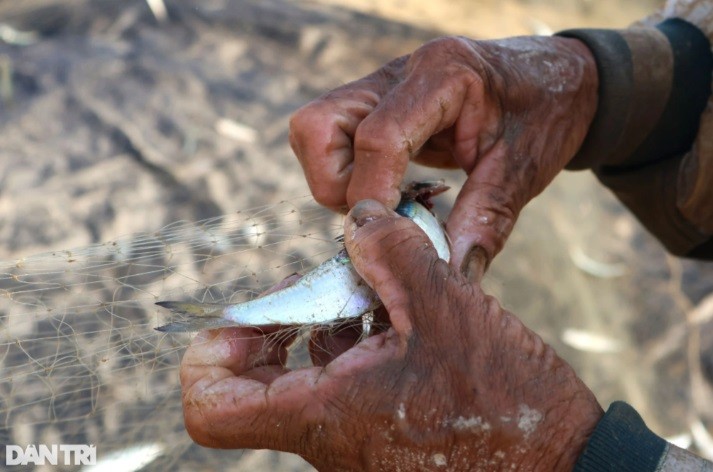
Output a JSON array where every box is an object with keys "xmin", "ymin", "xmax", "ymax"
[{"xmin": 344, "ymin": 199, "xmax": 450, "ymax": 338}]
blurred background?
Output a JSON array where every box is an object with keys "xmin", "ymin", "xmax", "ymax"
[{"xmin": 1, "ymin": 0, "xmax": 712, "ymax": 470}]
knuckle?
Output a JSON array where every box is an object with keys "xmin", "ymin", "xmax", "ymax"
[
  {"xmin": 181, "ymin": 382, "xmax": 235, "ymax": 449},
  {"xmin": 412, "ymin": 37, "xmax": 486, "ymax": 88},
  {"xmin": 182, "ymin": 395, "xmax": 247, "ymax": 449},
  {"xmin": 310, "ymin": 182, "xmax": 345, "ymax": 208},
  {"xmin": 354, "ymin": 118, "xmax": 409, "ymax": 158},
  {"xmin": 288, "ymin": 105, "xmax": 311, "ymax": 135},
  {"xmin": 470, "ymin": 184, "xmax": 519, "ymax": 225},
  {"xmin": 288, "ymin": 113, "xmax": 309, "ymax": 156},
  {"xmin": 288, "ymin": 105, "xmax": 320, "ymax": 145},
  {"xmin": 412, "ymin": 36, "xmax": 472, "ymax": 63},
  {"xmin": 182, "ymin": 406, "xmax": 216, "ymax": 447},
  {"xmin": 288, "ymin": 106, "xmax": 305, "ymax": 128},
  {"xmin": 443, "ymin": 61, "xmax": 481, "ymax": 88},
  {"xmin": 289, "ymin": 101, "xmax": 330, "ymax": 139}
]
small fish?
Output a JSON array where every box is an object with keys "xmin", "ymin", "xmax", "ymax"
[{"xmin": 155, "ymin": 183, "xmax": 450, "ymax": 332}]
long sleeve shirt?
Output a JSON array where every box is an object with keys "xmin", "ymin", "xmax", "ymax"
[
  {"xmin": 558, "ymin": 8, "xmax": 713, "ymax": 259},
  {"xmin": 553, "ymin": 1, "xmax": 713, "ymax": 469}
]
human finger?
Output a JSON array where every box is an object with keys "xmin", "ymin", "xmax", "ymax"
[
  {"xmin": 181, "ymin": 327, "xmax": 287, "ymax": 390},
  {"xmin": 308, "ymin": 320, "xmax": 362, "ymax": 366},
  {"xmin": 289, "ymin": 85, "xmax": 382, "ymax": 210},
  {"xmin": 180, "ymin": 326, "xmax": 330, "ymax": 450},
  {"xmin": 445, "ymin": 144, "xmax": 520, "ymax": 275},
  {"xmin": 343, "ymin": 199, "xmax": 453, "ymax": 340},
  {"xmin": 181, "ymin": 272, "xmax": 305, "ymax": 388},
  {"xmin": 347, "ymin": 37, "xmax": 492, "ymax": 209},
  {"xmin": 180, "ymin": 313, "xmax": 400, "ymax": 453}
]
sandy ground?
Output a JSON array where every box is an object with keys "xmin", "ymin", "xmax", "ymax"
[
  {"xmin": 317, "ymin": 0, "xmax": 661, "ymax": 37},
  {"xmin": 0, "ymin": 0, "xmax": 712, "ymax": 470}
]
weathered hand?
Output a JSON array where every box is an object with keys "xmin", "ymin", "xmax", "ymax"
[
  {"xmin": 180, "ymin": 200, "xmax": 603, "ymax": 471},
  {"xmin": 289, "ymin": 35, "xmax": 598, "ymax": 274}
]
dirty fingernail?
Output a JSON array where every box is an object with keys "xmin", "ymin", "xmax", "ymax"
[
  {"xmin": 460, "ymin": 245, "xmax": 490, "ymax": 283},
  {"xmin": 350, "ymin": 199, "xmax": 391, "ymax": 227}
]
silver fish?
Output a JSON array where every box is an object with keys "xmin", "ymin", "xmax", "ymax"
[{"xmin": 155, "ymin": 185, "xmax": 450, "ymax": 332}]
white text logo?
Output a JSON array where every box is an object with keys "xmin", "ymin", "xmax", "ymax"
[{"xmin": 5, "ymin": 444, "xmax": 97, "ymax": 466}]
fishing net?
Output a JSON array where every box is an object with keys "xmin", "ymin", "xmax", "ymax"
[{"xmin": 0, "ymin": 198, "xmax": 342, "ymax": 470}]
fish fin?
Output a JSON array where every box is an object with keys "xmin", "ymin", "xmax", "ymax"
[
  {"xmin": 155, "ymin": 301, "xmax": 224, "ymax": 317},
  {"xmin": 155, "ymin": 317, "xmax": 241, "ymax": 333},
  {"xmin": 402, "ymin": 181, "xmax": 449, "ymax": 209}
]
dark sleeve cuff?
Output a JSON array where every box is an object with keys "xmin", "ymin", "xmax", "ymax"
[
  {"xmin": 574, "ymin": 401, "xmax": 667, "ymax": 472},
  {"xmin": 556, "ymin": 18, "xmax": 712, "ymax": 171}
]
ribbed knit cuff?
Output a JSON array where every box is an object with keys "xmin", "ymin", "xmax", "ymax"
[{"xmin": 574, "ymin": 401, "xmax": 666, "ymax": 472}]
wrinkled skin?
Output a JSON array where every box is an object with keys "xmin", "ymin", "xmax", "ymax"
[
  {"xmin": 181, "ymin": 201, "xmax": 604, "ymax": 471},
  {"xmin": 289, "ymin": 35, "xmax": 598, "ymax": 275}
]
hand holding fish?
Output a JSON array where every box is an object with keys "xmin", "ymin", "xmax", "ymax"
[
  {"xmin": 179, "ymin": 200, "xmax": 603, "ymax": 470},
  {"xmin": 289, "ymin": 36, "xmax": 598, "ymax": 275}
]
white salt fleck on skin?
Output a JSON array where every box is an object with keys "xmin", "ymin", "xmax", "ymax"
[
  {"xmin": 432, "ymin": 453, "xmax": 447, "ymax": 467},
  {"xmin": 450, "ymin": 416, "xmax": 491, "ymax": 432},
  {"xmin": 517, "ymin": 404, "xmax": 543, "ymax": 437},
  {"xmin": 397, "ymin": 402, "xmax": 406, "ymax": 420}
]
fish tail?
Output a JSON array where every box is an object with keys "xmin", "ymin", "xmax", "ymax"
[
  {"xmin": 155, "ymin": 301, "xmax": 224, "ymax": 317},
  {"xmin": 154, "ymin": 301, "xmax": 237, "ymax": 333},
  {"xmin": 154, "ymin": 317, "xmax": 240, "ymax": 333}
]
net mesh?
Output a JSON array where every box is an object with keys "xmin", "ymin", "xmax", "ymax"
[{"xmin": 0, "ymin": 196, "xmax": 340, "ymax": 470}]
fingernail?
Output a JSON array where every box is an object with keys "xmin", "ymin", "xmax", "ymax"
[
  {"xmin": 351, "ymin": 199, "xmax": 391, "ymax": 227},
  {"xmin": 460, "ymin": 245, "xmax": 490, "ymax": 283}
]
